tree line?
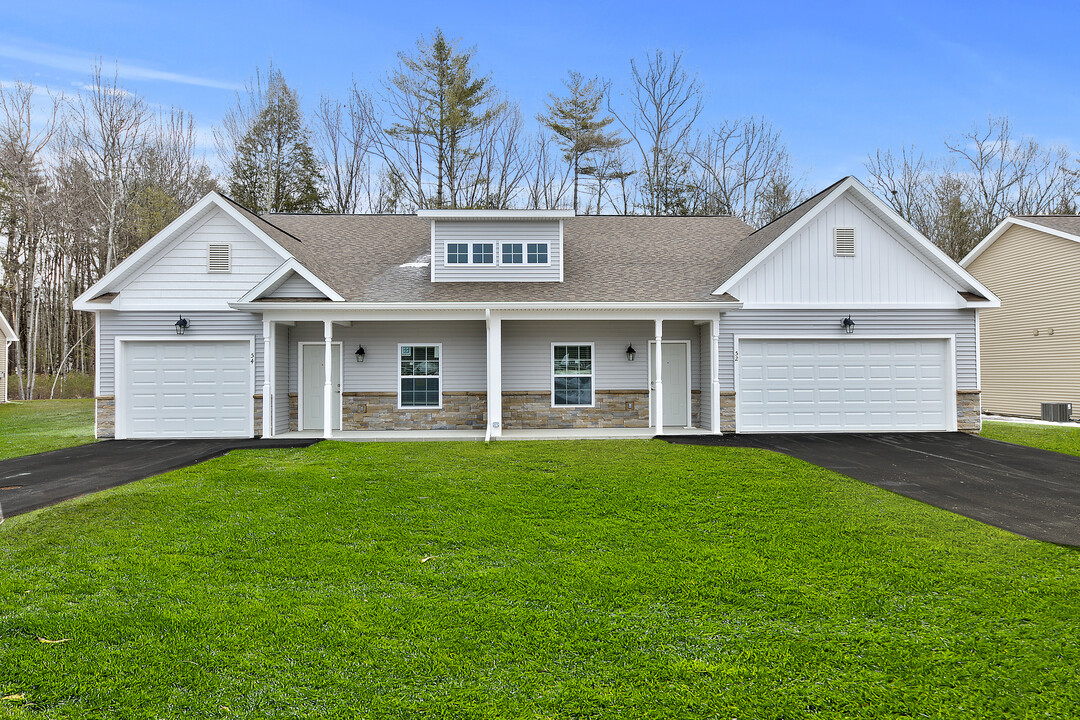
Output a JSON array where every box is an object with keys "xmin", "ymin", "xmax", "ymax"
[{"xmin": 2, "ymin": 28, "xmax": 1078, "ymax": 398}]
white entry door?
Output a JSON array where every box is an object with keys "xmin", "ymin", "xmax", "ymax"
[
  {"xmin": 737, "ymin": 338, "xmax": 952, "ymax": 433},
  {"xmin": 650, "ymin": 340, "xmax": 691, "ymax": 427},
  {"xmin": 301, "ymin": 343, "xmax": 342, "ymax": 430},
  {"xmin": 120, "ymin": 339, "xmax": 252, "ymax": 439}
]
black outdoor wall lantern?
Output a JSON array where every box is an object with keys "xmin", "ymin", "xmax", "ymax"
[
  {"xmin": 355, "ymin": 344, "xmax": 366, "ymax": 362},
  {"xmin": 174, "ymin": 315, "xmax": 189, "ymax": 335},
  {"xmin": 842, "ymin": 315, "xmax": 855, "ymax": 334},
  {"xmin": 626, "ymin": 343, "xmax": 636, "ymax": 361}
]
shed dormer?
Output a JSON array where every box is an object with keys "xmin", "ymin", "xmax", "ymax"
[{"xmin": 420, "ymin": 209, "xmax": 574, "ymax": 283}]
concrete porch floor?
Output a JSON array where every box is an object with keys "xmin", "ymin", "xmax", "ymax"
[{"xmin": 275, "ymin": 427, "xmax": 716, "ymax": 442}]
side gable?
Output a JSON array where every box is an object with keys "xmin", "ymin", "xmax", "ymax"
[
  {"xmin": 74, "ymin": 193, "xmax": 336, "ymax": 312},
  {"xmin": 717, "ymin": 178, "xmax": 999, "ymax": 308}
]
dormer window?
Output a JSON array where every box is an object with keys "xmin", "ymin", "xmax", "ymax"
[
  {"xmin": 502, "ymin": 243, "xmax": 523, "ymax": 264},
  {"xmin": 472, "ymin": 243, "xmax": 494, "ymax": 264},
  {"xmin": 447, "ymin": 242, "xmax": 495, "ymax": 265},
  {"xmin": 447, "ymin": 243, "xmax": 469, "ymax": 264},
  {"xmin": 528, "ymin": 243, "xmax": 549, "ymax": 264}
]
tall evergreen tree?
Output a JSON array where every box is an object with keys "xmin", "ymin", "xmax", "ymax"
[
  {"xmin": 226, "ymin": 69, "xmax": 324, "ymax": 213},
  {"xmin": 538, "ymin": 72, "xmax": 624, "ymax": 213}
]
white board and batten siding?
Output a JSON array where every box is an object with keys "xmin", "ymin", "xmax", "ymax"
[
  {"xmin": 431, "ymin": 221, "xmax": 562, "ymax": 282},
  {"xmin": 113, "ymin": 208, "xmax": 284, "ymax": 310},
  {"xmin": 728, "ymin": 195, "xmax": 963, "ymax": 307}
]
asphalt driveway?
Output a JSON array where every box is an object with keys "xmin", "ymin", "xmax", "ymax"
[
  {"xmin": 0, "ymin": 438, "xmax": 318, "ymax": 520},
  {"xmin": 665, "ymin": 432, "xmax": 1080, "ymax": 547}
]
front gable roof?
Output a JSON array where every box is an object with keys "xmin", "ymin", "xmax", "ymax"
[
  {"xmin": 713, "ymin": 176, "xmax": 999, "ymax": 307},
  {"xmin": 961, "ymin": 216, "xmax": 1080, "ymax": 268},
  {"xmin": 237, "ymin": 258, "xmax": 344, "ymax": 303}
]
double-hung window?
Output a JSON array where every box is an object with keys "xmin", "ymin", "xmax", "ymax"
[
  {"xmin": 399, "ymin": 344, "xmax": 441, "ymax": 408},
  {"xmin": 552, "ymin": 343, "xmax": 594, "ymax": 407},
  {"xmin": 502, "ymin": 242, "xmax": 523, "ymax": 264},
  {"xmin": 446, "ymin": 243, "xmax": 469, "ymax": 264}
]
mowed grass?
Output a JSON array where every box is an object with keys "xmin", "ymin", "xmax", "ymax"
[
  {"xmin": 981, "ymin": 420, "xmax": 1080, "ymax": 457},
  {"xmin": 1, "ymin": 440, "xmax": 1078, "ymax": 719},
  {"xmin": 0, "ymin": 400, "xmax": 95, "ymax": 461}
]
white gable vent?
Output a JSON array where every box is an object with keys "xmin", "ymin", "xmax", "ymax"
[
  {"xmin": 834, "ymin": 227, "xmax": 856, "ymax": 257},
  {"xmin": 208, "ymin": 243, "xmax": 232, "ymax": 273}
]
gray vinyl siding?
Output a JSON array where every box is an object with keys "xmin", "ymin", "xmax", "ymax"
[
  {"xmin": 716, "ymin": 309, "xmax": 978, "ymax": 391},
  {"xmin": 432, "ymin": 220, "xmax": 562, "ymax": 282},
  {"xmin": 274, "ymin": 325, "xmax": 291, "ymax": 434},
  {"xmin": 501, "ymin": 320, "xmax": 699, "ymax": 392},
  {"xmin": 115, "ymin": 208, "xmax": 283, "ymax": 307},
  {"xmin": 287, "ymin": 320, "xmax": 487, "ymax": 394},
  {"xmin": 267, "ymin": 272, "xmax": 327, "ymax": 299},
  {"xmin": 699, "ymin": 323, "xmax": 711, "ymax": 429},
  {"xmin": 97, "ymin": 310, "xmax": 263, "ymax": 395}
]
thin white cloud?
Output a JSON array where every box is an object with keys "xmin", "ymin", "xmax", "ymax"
[{"xmin": 0, "ymin": 43, "xmax": 241, "ymax": 91}]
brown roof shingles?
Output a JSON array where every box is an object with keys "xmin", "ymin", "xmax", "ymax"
[{"xmin": 1013, "ymin": 215, "xmax": 1080, "ymax": 239}]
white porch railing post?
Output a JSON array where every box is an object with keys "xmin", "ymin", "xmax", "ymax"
[
  {"xmin": 710, "ymin": 317, "xmax": 721, "ymax": 434},
  {"xmin": 654, "ymin": 319, "xmax": 664, "ymax": 435},
  {"xmin": 486, "ymin": 310, "xmax": 502, "ymax": 439},
  {"xmin": 262, "ymin": 320, "xmax": 273, "ymax": 438},
  {"xmin": 323, "ymin": 320, "xmax": 333, "ymax": 439}
]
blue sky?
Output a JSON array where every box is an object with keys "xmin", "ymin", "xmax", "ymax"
[{"xmin": 2, "ymin": 0, "xmax": 1077, "ymax": 191}]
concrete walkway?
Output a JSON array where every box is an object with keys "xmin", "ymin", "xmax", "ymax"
[
  {"xmin": 664, "ymin": 432, "xmax": 1080, "ymax": 547},
  {"xmin": 0, "ymin": 438, "xmax": 318, "ymax": 520}
]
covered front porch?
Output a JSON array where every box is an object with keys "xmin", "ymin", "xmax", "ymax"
[{"xmin": 246, "ymin": 305, "xmax": 731, "ymax": 441}]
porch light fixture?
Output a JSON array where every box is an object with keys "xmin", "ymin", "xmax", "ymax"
[
  {"xmin": 625, "ymin": 343, "xmax": 636, "ymax": 361},
  {"xmin": 174, "ymin": 315, "xmax": 189, "ymax": 335},
  {"xmin": 842, "ymin": 315, "xmax": 855, "ymax": 334},
  {"xmin": 354, "ymin": 344, "xmax": 366, "ymax": 362}
]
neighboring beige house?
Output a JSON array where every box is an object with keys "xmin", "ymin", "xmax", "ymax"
[
  {"xmin": 0, "ymin": 312, "xmax": 15, "ymax": 404},
  {"xmin": 961, "ymin": 216, "xmax": 1080, "ymax": 419}
]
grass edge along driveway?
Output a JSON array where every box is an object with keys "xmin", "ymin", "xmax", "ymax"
[
  {"xmin": 1, "ymin": 439, "xmax": 1077, "ymax": 719},
  {"xmin": 0, "ymin": 399, "xmax": 95, "ymax": 462}
]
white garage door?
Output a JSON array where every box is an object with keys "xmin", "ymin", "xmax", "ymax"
[
  {"xmin": 737, "ymin": 338, "xmax": 951, "ymax": 433},
  {"xmin": 120, "ymin": 340, "xmax": 253, "ymax": 439}
]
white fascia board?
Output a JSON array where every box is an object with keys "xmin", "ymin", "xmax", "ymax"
[
  {"xmin": 237, "ymin": 258, "xmax": 344, "ymax": 303},
  {"xmin": 0, "ymin": 313, "xmax": 16, "ymax": 342},
  {"xmin": 961, "ymin": 217, "xmax": 1080, "ymax": 267},
  {"xmin": 417, "ymin": 209, "xmax": 575, "ymax": 220},
  {"xmin": 712, "ymin": 178, "xmax": 855, "ymax": 296},
  {"xmin": 231, "ymin": 301, "xmax": 742, "ymax": 322},
  {"xmin": 73, "ymin": 192, "xmax": 295, "ymax": 307}
]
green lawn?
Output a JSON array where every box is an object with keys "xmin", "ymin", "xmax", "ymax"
[
  {"xmin": 0, "ymin": 400, "xmax": 95, "ymax": 461},
  {"xmin": 981, "ymin": 420, "xmax": 1080, "ymax": 457},
  {"xmin": 1, "ymin": 440, "xmax": 1078, "ymax": 718}
]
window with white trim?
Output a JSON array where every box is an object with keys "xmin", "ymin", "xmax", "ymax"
[
  {"xmin": 552, "ymin": 343, "xmax": 594, "ymax": 406},
  {"xmin": 472, "ymin": 242, "xmax": 494, "ymax": 264},
  {"xmin": 502, "ymin": 242, "xmax": 523, "ymax": 264},
  {"xmin": 527, "ymin": 243, "xmax": 548, "ymax": 264},
  {"xmin": 399, "ymin": 344, "xmax": 441, "ymax": 407},
  {"xmin": 447, "ymin": 243, "xmax": 469, "ymax": 264}
]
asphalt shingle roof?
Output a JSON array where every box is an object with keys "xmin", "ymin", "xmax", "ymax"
[{"xmin": 1013, "ymin": 215, "xmax": 1080, "ymax": 239}]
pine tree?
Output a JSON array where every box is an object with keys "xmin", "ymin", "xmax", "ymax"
[
  {"xmin": 538, "ymin": 72, "xmax": 624, "ymax": 213},
  {"xmin": 227, "ymin": 69, "xmax": 324, "ymax": 213}
]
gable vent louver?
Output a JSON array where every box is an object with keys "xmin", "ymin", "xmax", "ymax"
[
  {"xmin": 208, "ymin": 243, "xmax": 232, "ymax": 273},
  {"xmin": 834, "ymin": 227, "xmax": 856, "ymax": 257}
]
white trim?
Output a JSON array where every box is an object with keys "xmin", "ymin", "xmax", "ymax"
[
  {"xmin": 233, "ymin": 301, "xmax": 740, "ymax": 315},
  {"xmin": 237, "ymin": 258, "xmax": 344, "ymax": 303},
  {"xmin": 558, "ymin": 220, "xmax": 565, "ymax": 283},
  {"xmin": 418, "ymin": 209, "xmax": 575, "ymax": 220},
  {"xmin": 397, "ymin": 342, "xmax": 443, "ymax": 410},
  {"xmin": 974, "ymin": 308, "xmax": 982, "ymax": 392},
  {"xmin": 648, "ymin": 339, "xmax": 692, "ymax": 429},
  {"xmin": 297, "ymin": 341, "xmax": 343, "ymax": 432},
  {"xmin": 550, "ymin": 341, "xmax": 595, "ymax": 408},
  {"xmin": 732, "ymin": 334, "xmax": 957, "ymax": 434},
  {"xmin": 114, "ymin": 335, "xmax": 256, "ymax": 440},
  {"xmin": 429, "ymin": 219, "xmax": 436, "ymax": 283},
  {"xmin": 74, "ymin": 192, "xmax": 295, "ymax": 310},
  {"xmin": 0, "ymin": 312, "xmax": 16, "ymax": 343},
  {"xmin": 961, "ymin": 216, "xmax": 1080, "ymax": 267}
]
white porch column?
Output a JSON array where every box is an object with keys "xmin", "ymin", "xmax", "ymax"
[
  {"xmin": 262, "ymin": 319, "xmax": 273, "ymax": 438},
  {"xmin": 486, "ymin": 310, "xmax": 502, "ymax": 439},
  {"xmin": 710, "ymin": 317, "xmax": 721, "ymax": 434},
  {"xmin": 654, "ymin": 319, "xmax": 664, "ymax": 435},
  {"xmin": 322, "ymin": 320, "xmax": 334, "ymax": 440}
]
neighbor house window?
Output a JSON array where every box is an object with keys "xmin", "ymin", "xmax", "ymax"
[
  {"xmin": 552, "ymin": 343, "xmax": 593, "ymax": 406},
  {"xmin": 472, "ymin": 242, "xmax": 494, "ymax": 264},
  {"xmin": 502, "ymin": 242, "xmax": 523, "ymax": 264},
  {"xmin": 447, "ymin": 243, "xmax": 468, "ymax": 264},
  {"xmin": 399, "ymin": 344, "xmax": 441, "ymax": 408},
  {"xmin": 527, "ymin": 242, "xmax": 548, "ymax": 264}
]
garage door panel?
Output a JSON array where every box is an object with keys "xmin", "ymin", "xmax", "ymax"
[
  {"xmin": 738, "ymin": 338, "xmax": 950, "ymax": 433},
  {"xmin": 121, "ymin": 340, "xmax": 252, "ymax": 439}
]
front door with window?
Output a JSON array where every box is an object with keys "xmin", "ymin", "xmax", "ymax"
[
  {"xmin": 650, "ymin": 340, "xmax": 690, "ymax": 427},
  {"xmin": 301, "ymin": 343, "xmax": 341, "ymax": 430}
]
